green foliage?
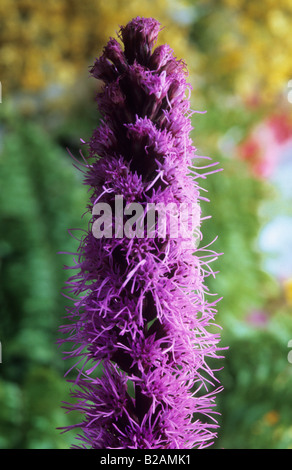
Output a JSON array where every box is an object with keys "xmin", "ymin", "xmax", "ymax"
[
  {"xmin": 190, "ymin": 102, "xmax": 292, "ymax": 449},
  {"xmin": 191, "ymin": 103, "xmax": 274, "ymax": 323},
  {"xmin": 0, "ymin": 108, "xmax": 87, "ymax": 448},
  {"xmin": 213, "ymin": 315, "xmax": 292, "ymax": 449}
]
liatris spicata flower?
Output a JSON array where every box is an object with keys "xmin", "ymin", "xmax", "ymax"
[{"xmin": 59, "ymin": 16, "xmax": 224, "ymax": 449}]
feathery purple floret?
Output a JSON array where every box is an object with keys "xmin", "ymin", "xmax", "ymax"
[{"xmin": 59, "ymin": 16, "xmax": 224, "ymax": 449}]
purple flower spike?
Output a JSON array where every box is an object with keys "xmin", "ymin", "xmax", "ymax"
[{"xmin": 59, "ymin": 16, "xmax": 225, "ymax": 449}]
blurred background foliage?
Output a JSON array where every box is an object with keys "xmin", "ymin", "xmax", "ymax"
[{"xmin": 0, "ymin": 0, "xmax": 292, "ymax": 449}]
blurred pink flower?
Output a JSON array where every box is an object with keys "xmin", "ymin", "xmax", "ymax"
[
  {"xmin": 239, "ymin": 113, "xmax": 292, "ymax": 179},
  {"xmin": 245, "ymin": 310, "xmax": 269, "ymax": 328}
]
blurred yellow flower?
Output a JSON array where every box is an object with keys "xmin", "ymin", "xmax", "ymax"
[
  {"xmin": 199, "ymin": 0, "xmax": 292, "ymax": 104},
  {"xmin": 284, "ymin": 279, "xmax": 292, "ymax": 306},
  {"xmin": 229, "ymin": 1, "xmax": 292, "ymax": 103},
  {"xmin": 0, "ymin": 0, "xmax": 195, "ymax": 95},
  {"xmin": 263, "ymin": 410, "xmax": 280, "ymax": 426},
  {"xmin": 2, "ymin": 0, "xmax": 291, "ymax": 107}
]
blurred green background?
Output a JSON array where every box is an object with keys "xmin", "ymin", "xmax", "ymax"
[{"xmin": 1, "ymin": 0, "xmax": 292, "ymax": 449}]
